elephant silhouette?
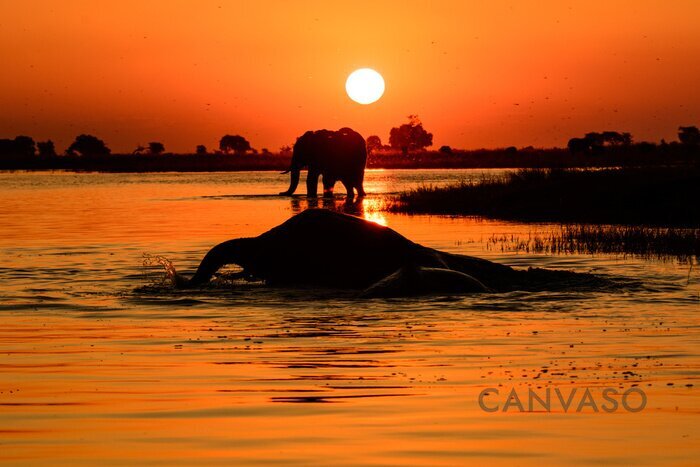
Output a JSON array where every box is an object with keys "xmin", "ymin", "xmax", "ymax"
[
  {"xmin": 280, "ymin": 127, "xmax": 367, "ymax": 198},
  {"xmin": 174, "ymin": 209, "xmax": 611, "ymax": 296}
]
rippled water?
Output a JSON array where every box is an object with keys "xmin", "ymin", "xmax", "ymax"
[{"xmin": 0, "ymin": 170, "xmax": 698, "ymax": 465}]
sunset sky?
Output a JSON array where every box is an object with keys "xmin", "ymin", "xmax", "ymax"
[{"xmin": 1, "ymin": 0, "xmax": 699, "ymax": 153}]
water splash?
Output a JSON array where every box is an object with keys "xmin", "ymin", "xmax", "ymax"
[{"xmin": 142, "ymin": 253, "xmax": 180, "ymax": 287}]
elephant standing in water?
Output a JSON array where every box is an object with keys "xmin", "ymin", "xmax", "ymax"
[{"xmin": 280, "ymin": 128, "xmax": 367, "ymax": 198}]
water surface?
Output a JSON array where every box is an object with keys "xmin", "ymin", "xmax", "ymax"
[{"xmin": 0, "ymin": 170, "xmax": 698, "ymax": 465}]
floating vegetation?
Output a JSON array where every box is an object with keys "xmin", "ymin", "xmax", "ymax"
[{"xmin": 487, "ymin": 225, "xmax": 700, "ymax": 262}]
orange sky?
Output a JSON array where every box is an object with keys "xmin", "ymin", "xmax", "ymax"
[{"xmin": 1, "ymin": 0, "xmax": 699, "ymax": 153}]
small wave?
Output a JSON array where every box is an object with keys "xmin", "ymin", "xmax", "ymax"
[
  {"xmin": 128, "ymin": 297, "xmax": 209, "ymax": 306},
  {"xmin": 271, "ymin": 393, "xmax": 413, "ymax": 403}
]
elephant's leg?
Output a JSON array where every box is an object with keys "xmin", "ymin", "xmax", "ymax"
[
  {"xmin": 360, "ymin": 266, "xmax": 490, "ymax": 298},
  {"xmin": 341, "ymin": 180, "xmax": 354, "ymax": 198},
  {"xmin": 306, "ymin": 171, "xmax": 319, "ymax": 197},
  {"xmin": 356, "ymin": 172, "xmax": 366, "ymax": 197},
  {"xmin": 322, "ymin": 175, "xmax": 335, "ymax": 198}
]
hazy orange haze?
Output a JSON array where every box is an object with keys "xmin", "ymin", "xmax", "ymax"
[{"xmin": 1, "ymin": 0, "xmax": 699, "ymax": 152}]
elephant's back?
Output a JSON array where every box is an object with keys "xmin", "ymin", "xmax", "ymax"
[
  {"xmin": 296, "ymin": 128, "xmax": 367, "ymax": 174},
  {"xmin": 252, "ymin": 209, "xmax": 416, "ymax": 288}
]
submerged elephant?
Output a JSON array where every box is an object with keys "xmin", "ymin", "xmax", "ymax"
[
  {"xmin": 175, "ymin": 209, "xmax": 607, "ymax": 297},
  {"xmin": 280, "ymin": 128, "xmax": 367, "ymax": 198}
]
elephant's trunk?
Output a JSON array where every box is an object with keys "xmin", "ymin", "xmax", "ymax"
[
  {"xmin": 182, "ymin": 238, "xmax": 247, "ymax": 287},
  {"xmin": 280, "ymin": 168, "xmax": 300, "ymax": 196}
]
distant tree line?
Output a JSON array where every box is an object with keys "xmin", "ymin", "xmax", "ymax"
[
  {"xmin": 566, "ymin": 127, "xmax": 699, "ymax": 155},
  {"xmin": 1, "ymin": 123, "xmax": 698, "ymax": 160},
  {"xmin": 0, "ymin": 133, "xmax": 261, "ymax": 157},
  {"xmin": 0, "ymin": 136, "xmax": 55, "ymax": 157},
  {"xmin": 567, "ymin": 131, "xmax": 633, "ymax": 154},
  {"xmin": 365, "ymin": 122, "xmax": 699, "ymax": 157}
]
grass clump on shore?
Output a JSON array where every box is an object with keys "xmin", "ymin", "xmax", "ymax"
[
  {"xmin": 388, "ymin": 166, "xmax": 700, "ymax": 226},
  {"xmin": 487, "ymin": 225, "xmax": 699, "ymax": 262}
]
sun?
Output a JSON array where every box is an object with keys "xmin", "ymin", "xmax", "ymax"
[{"xmin": 345, "ymin": 68, "xmax": 385, "ymax": 105}]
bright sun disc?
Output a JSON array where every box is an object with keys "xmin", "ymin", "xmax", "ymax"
[{"xmin": 346, "ymin": 68, "xmax": 385, "ymax": 104}]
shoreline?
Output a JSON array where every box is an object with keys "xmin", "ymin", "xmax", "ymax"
[{"xmin": 1, "ymin": 146, "xmax": 697, "ymax": 173}]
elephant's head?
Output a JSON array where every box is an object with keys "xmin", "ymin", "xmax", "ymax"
[{"xmin": 280, "ymin": 131, "xmax": 317, "ymax": 196}]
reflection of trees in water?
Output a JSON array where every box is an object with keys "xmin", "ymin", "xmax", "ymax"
[{"xmin": 289, "ymin": 196, "xmax": 387, "ymax": 226}]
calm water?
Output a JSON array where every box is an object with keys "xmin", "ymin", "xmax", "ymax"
[{"xmin": 0, "ymin": 169, "xmax": 698, "ymax": 465}]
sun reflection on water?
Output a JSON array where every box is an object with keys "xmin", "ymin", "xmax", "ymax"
[
  {"xmin": 287, "ymin": 195, "xmax": 388, "ymax": 226},
  {"xmin": 357, "ymin": 197, "xmax": 388, "ymax": 226}
]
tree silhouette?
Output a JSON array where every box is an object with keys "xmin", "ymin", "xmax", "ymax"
[
  {"xmin": 66, "ymin": 134, "xmax": 110, "ymax": 156},
  {"xmin": 678, "ymin": 126, "xmax": 700, "ymax": 146},
  {"xmin": 600, "ymin": 131, "xmax": 632, "ymax": 146},
  {"xmin": 0, "ymin": 136, "xmax": 36, "ymax": 157},
  {"xmin": 219, "ymin": 135, "xmax": 251, "ymax": 155},
  {"xmin": 15, "ymin": 136, "xmax": 36, "ymax": 156},
  {"xmin": 584, "ymin": 132, "xmax": 605, "ymax": 151},
  {"xmin": 569, "ymin": 131, "xmax": 634, "ymax": 154},
  {"xmin": 196, "ymin": 145, "xmax": 207, "ymax": 155},
  {"xmin": 439, "ymin": 145, "xmax": 453, "ymax": 154},
  {"xmin": 389, "ymin": 115, "xmax": 433, "ymax": 155},
  {"xmin": 37, "ymin": 140, "xmax": 56, "ymax": 157},
  {"xmin": 149, "ymin": 142, "xmax": 165, "ymax": 155},
  {"xmin": 366, "ymin": 135, "xmax": 382, "ymax": 154}
]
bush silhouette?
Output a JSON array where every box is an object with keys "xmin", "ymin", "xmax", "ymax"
[
  {"xmin": 132, "ymin": 145, "xmax": 147, "ymax": 155},
  {"xmin": 149, "ymin": 142, "xmax": 165, "ymax": 155},
  {"xmin": 678, "ymin": 126, "xmax": 700, "ymax": 146},
  {"xmin": 66, "ymin": 134, "xmax": 110, "ymax": 157},
  {"xmin": 366, "ymin": 135, "xmax": 382, "ymax": 154},
  {"xmin": 196, "ymin": 145, "xmax": 207, "ymax": 155}
]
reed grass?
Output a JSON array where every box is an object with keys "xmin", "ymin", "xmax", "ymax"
[
  {"xmin": 487, "ymin": 225, "xmax": 699, "ymax": 262},
  {"xmin": 388, "ymin": 167, "xmax": 700, "ymax": 226}
]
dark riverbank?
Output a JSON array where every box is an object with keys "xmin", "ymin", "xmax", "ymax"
[
  {"xmin": 0, "ymin": 145, "xmax": 697, "ymax": 172},
  {"xmin": 388, "ymin": 166, "xmax": 700, "ymax": 227}
]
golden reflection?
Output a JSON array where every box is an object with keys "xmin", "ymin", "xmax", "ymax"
[
  {"xmin": 286, "ymin": 171, "xmax": 392, "ymax": 225},
  {"xmin": 362, "ymin": 211, "xmax": 388, "ymax": 226},
  {"xmin": 288, "ymin": 196, "xmax": 387, "ymax": 226},
  {"xmin": 354, "ymin": 197, "xmax": 388, "ymax": 226}
]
